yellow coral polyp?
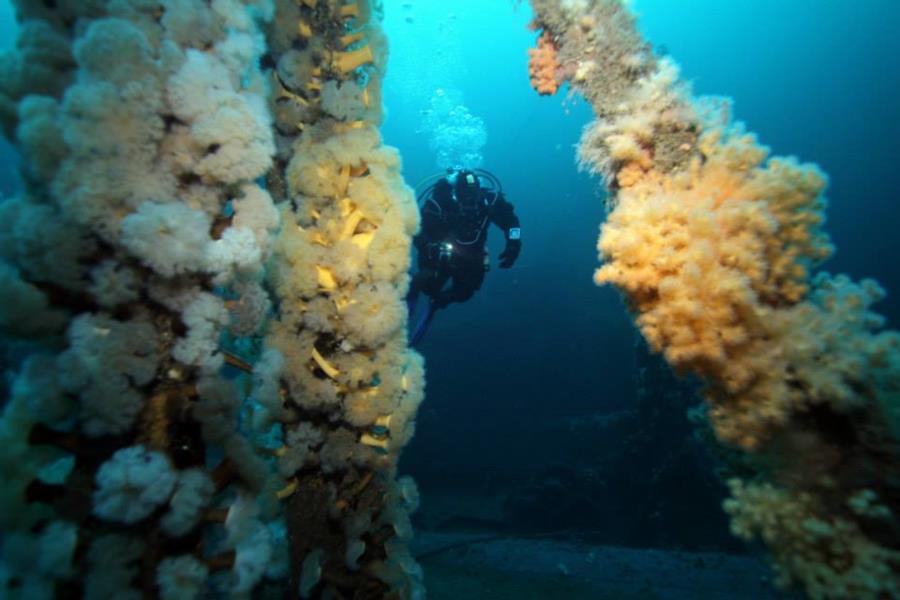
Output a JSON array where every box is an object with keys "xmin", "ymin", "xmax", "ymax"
[
  {"xmin": 337, "ymin": 164, "xmax": 352, "ymax": 196},
  {"xmin": 340, "ymin": 3, "xmax": 360, "ymax": 18},
  {"xmin": 316, "ymin": 265, "xmax": 337, "ymax": 290},
  {"xmin": 273, "ymin": 72, "xmax": 310, "ymax": 106},
  {"xmin": 339, "ymin": 197, "xmax": 354, "ymax": 217},
  {"xmin": 332, "ymin": 45, "xmax": 374, "ymax": 74},
  {"xmin": 334, "ymin": 120, "xmax": 367, "ymax": 134},
  {"xmin": 350, "ymin": 231, "xmax": 375, "ymax": 250},
  {"xmin": 333, "ymin": 295, "xmax": 351, "ymax": 311},
  {"xmin": 340, "ymin": 31, "xmax": 365, "ymax": 48},
  {"xmin": 297, "ymin": 20, "xmax": 313, "ymax": 38},
  {"xmin": 311, "ymin": 347, "xmax": 340, "ymax": 379},
  {"xmin": 275, "ymin": 478, "xmax": 299, "ymax": 500},
  {"xmin": 360, "ymin": 432, "xmax": 388, "ymax": 450},
  {"xmin": 341, "ymin": 209, "xmax": 365, "ymax": 240}
]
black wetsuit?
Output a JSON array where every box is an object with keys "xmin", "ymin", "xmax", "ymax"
[{"xmin": 408, "ymin": 178, "xmax": 521, "ymax": 309}]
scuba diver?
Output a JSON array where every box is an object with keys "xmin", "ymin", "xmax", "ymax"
[{"xmin": 407, "ymin": 168, "xmax": 521, "ymax": 346}]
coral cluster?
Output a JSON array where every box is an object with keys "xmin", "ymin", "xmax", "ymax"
[
  {"xmin": 529, "ymin": 0, "xmax": 900, "ymax": 597},
  {"xmin": 725, "ymin": 480, "xmax": 900, "ymax": 600},
  {"xmin": 0, "ymin": 1, "xmax": 286, "ymax": 597},
  {"xmin": 527, "ymin": 30, "xmax": 562, "ymax": 96},
  {"xmin": 592, "ymin": 115, "xmax": 841, "ymax": 448},
  {"xmin": 0, "ymin": 0, "xmax": 424, "ymax": 598},
  {"xmin": 254, "ymin": 0, "xmax": 427, "ymax": 596}
]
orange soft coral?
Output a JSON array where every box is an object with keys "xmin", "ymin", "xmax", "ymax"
[
  {"xmin": 528, "ymin": 32, "xmax": 561, "ymax": 96},
  {"xmin": 594, "ymin": 123, "xmax": 834, "ymax": 448}
]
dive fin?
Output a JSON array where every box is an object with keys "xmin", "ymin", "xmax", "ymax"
[{"xmin": 410, "ymin": 300, "xmax": 437, "ymax": 347}]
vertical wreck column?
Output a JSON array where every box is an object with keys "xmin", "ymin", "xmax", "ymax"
[
  {"xmin": 0, "ymin": 0, "xmax": 425, "ymax": 598},
  {"xmin": 260, "ymin": 0, "xmax": 425, "ymax": 597},
  {"xmin": 0, "ymin": 1, "xmax": 290, "ymax": 598},
  {"xmin": 528, "ymin": 1, "xmax": 899, "ymax": 598}
]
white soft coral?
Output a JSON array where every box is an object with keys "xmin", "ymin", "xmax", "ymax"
[
  {"xmin": 160, "ymin": 468, "xmax": 216, "ymax": 537},
  {"xmin": 172, "ymin": 291, "xmax": 230, "ymax": 371},
  {"xmin": 167, "ymin": 49, "xmax": 273, "ymax": 185},
  {"xmin": 231, "ymin": 521, "xmax": 272, "ymax": 595},
  {"xmin": 93, "ymin": 445, "xmax": 177, "ymax": 524},
  {"xmin": 231, "ymin": 184, "xmax": 280, "ymax": 253},
  {"xmin": 57, "ymin": 313, "xmax": 161, "ymax": 436},
  {"xmin": 156, "ymin": 555, "xmax": 209, "ymax": 600},
  {"xmin": 121, "ymin": 201, "xmax": 212, "ymax": 277}
]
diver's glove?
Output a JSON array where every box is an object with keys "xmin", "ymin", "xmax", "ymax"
[{"xmin": 498, "ymin": 238, "xmax": 521, "ymax": 269}]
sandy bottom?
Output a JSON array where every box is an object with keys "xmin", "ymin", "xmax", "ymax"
[{"xmin": 414, "ymin": 532, "xmax": 794, "ymax": 600}]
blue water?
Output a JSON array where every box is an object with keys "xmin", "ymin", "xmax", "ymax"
[{"xmin": 0, "ymin": 0, "xmax": 18, "ymax": 194}]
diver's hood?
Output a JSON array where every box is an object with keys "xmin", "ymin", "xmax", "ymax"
[{"xmin": 415, "ymin": 168, "xmax": 502, "ymax": 208}]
